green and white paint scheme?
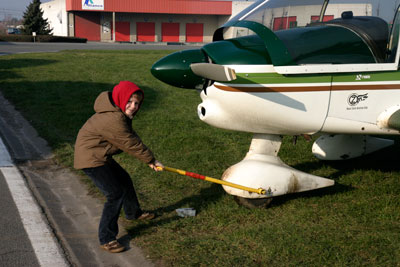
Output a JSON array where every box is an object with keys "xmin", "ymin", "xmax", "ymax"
[{"xmin": 152, "ymin": 0, "xmax": 400, "ymax": 206}]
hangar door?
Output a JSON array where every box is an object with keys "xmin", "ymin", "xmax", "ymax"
[
  {"xmin": 137, "ymin": 22, "xmax": 155, "ymax": 42},
  {"xmin": 115, "ymin": 22, "xmax": 130, "ymax": 42},
  {"xmin": 75, "ymin": 12, "xmax": 100, "ymax": 41},
  {"xmin": 186, "ymin": 23, "xmax": 203, "ymax": 42},
  {"xmin": 162, "ymin": 23, "xmax": 179, "ymax": 42}
]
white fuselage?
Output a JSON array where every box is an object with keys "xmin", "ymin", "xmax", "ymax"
[{"xmin": 198, "ymin": 65, "xmax": 400, "ymax": 136}]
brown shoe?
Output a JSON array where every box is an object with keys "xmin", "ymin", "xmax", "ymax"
[
  {"xmin": 137, "ymin": 212, "xmax": 155, "ymax": 220},
  {"xmin": 100, "ymin": 240, "xmax": 125, "ymax": 253}
]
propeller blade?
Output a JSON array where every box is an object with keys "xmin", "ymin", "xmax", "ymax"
[{"xmin": 190, "ymin": 63, "xmax": 237, "ymax": 82}]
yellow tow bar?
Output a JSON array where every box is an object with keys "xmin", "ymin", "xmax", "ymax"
[{"xmin": 158, "ymin": 166, "xmax": 266, "ymax": 195}]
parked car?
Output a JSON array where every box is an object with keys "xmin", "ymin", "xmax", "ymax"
[{"xmin": 7, "ymin": 28, "xmax": 21, "ymax": 34}]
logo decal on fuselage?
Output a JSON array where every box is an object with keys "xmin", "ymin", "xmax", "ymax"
[
  {"xmin": 355, "ymin": 74, "xmax": 371, "ymax": 81},
  {"xmin": 348, "ymin": 93, "xmax": 368, "ymax": 106}
]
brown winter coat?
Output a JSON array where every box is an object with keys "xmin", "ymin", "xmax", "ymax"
[{"xmin": 74, "ymin": 91, "xmax": 155, "ymax": 169}]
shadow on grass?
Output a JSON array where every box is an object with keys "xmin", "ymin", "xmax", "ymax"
[
  {"xmin": 268, "ymin": 183, "xmax": 352, "ymax": 208},
  {"xmin": 0, "ymin": 70, "xmax": 23, "ymax": 80},
  {"xmin": 292, "ymin": 140, "xmax": 400, "ymax": 180},
  {"xmin": 0, "ymin": 58, "xmax": 58, "ymax": 80},
  {"xmin": 276, "ymin": 138, "xmax": 400, "ymax": 206},
  {"xmin": 124, "ymin": 183, "xmax": 223, "ymax": 239},
  {"xmin": 0, "ymin": 58, "xmax": 58, "ymax": 70},
  {"xmin": 328, "ymin": 145, "xmax": 400, "ymax": 172}
]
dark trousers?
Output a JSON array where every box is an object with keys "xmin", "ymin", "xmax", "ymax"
[{"xmin": 83, "ymin": 159, "xmax": 143, "ymax": 244}]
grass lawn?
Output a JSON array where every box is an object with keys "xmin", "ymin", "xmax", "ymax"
[{"xmin": 1, "ymin": 50, "xmax": 399, "ymax": 266}]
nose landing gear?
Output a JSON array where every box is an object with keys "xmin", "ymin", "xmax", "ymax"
[{"xmin": 222, "ymin": 134, "xmax": 334, "ymax": 208}]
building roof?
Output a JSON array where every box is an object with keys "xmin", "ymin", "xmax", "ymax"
[{"xmin": 66, "ymin": 0, "xmax": 232, "ymax": 15}]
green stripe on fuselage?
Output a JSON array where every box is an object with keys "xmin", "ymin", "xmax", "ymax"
[
  {"xmin": 226, "ymin": 70, "xmax": 400, "ymax": 85},
  {"xmin": 332, "ymin": 70, "xmax": 400, "ymax": 82},
  {"xmin": 228, "ymin": 73, "xmax": 330, "ymax": 85}
]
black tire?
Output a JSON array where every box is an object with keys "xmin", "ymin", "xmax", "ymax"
[{"xmin": 234, "ymin": 196, "xmax": 273, "ymax": 209}]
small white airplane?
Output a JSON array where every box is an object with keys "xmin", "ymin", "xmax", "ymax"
[{"xmin": 152, "ymin": 0, "xmax": 400, "ymax": 207}]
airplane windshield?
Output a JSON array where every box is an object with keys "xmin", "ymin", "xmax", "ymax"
[
  {"xmin": 226, "ymin": 0, "xmax": 400, "ymax": 33},
  {"xmin": 217, "ymin": 0, "xmax": 400, "ymax": 65}
]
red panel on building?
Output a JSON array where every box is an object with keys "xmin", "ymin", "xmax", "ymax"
[
  {"xmin": 162, "ymin": 23, "xmax": 179, "ymax": 42},
  {"xmin": 137, "ymin": 22, "xmax": 155, "ymax": 42},
  {"xmin": 67, "ymin": 0, "xmax": 232, "ymax": 15},
  {"xmin": 115, "ymin": 21, "xmax": 130, "ymax": 42},
  {"xmin": 273, "ymin": 16, "xmax": 297, "ymax": 31},
  {"xmin": 310, "ymin": 15, "xmax": 334, "ymax": 23},
  {"xmin": 186, "ymin": 23, "xmax": 203, "ymax": 42},
  {"xmin": 75, "ymin": 12, "xmax": 100, "ymax": 41}
]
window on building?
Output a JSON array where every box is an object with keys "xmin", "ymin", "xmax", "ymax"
[{"xmin": 273, "ymin": 16, "xmax": 297, "ymax": 31}]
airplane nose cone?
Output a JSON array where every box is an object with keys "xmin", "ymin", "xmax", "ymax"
[{"xmin": 151, "ymin": 49, "xmax": 208, "ymax": 89}]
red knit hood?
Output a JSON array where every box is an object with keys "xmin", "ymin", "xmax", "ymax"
[{"xmin": 111, "ymin": 81, "xmax": 143, "ymax": 113}]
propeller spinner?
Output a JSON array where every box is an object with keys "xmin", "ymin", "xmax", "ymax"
[{"xmin": 151, "ymin": 49, "xmax": 236, "ymax": 89}]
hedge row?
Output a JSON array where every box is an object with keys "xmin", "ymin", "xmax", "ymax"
[{"xmin": 0, "ymin": 35, "xmax": 87, "ymax": 43}]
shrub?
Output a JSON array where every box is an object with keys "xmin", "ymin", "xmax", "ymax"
[
  {"xmin": 36, "ymin": 35, "xmax": 87, "ymax": 43},
  {"xmin": 0, "ymin": 35, "xmax": 87, "ymax": 43},
  {"xmin": 0, "ymin": 34, "xmax": 33, "ymax": 42}
]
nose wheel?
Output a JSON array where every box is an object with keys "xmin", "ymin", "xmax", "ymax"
[{"xmin": 234, "ymin": 196, "xmax": 273, "ymax": 209}]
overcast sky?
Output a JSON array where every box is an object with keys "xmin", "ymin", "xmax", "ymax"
[{"xmin": 0, "ymin": 0, "xmax": 51, "ymax": 19}]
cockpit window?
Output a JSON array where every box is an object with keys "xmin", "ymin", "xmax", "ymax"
[
  {"xmin": 228, "ymin": 0, "xmax": 400, "ymax": 31},
  {"xmin": 229, "ymin": 0, "xmax": 326, "ymax": 31},
  {"xmin": 387, "ymin": 5, "xmax": 400, "ymax": 63},
  {"xmin": 218, "ymin": 0, "xmax": 400, "ymax": 65}
]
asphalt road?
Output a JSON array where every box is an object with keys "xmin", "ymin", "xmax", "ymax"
[
  {"xmin": 0, "ymin": 41, "xmax": 202, "ymax": 55},
  {"xmin": 0, "ymin": 171, "xmax": 40, "ymax": 267}
]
